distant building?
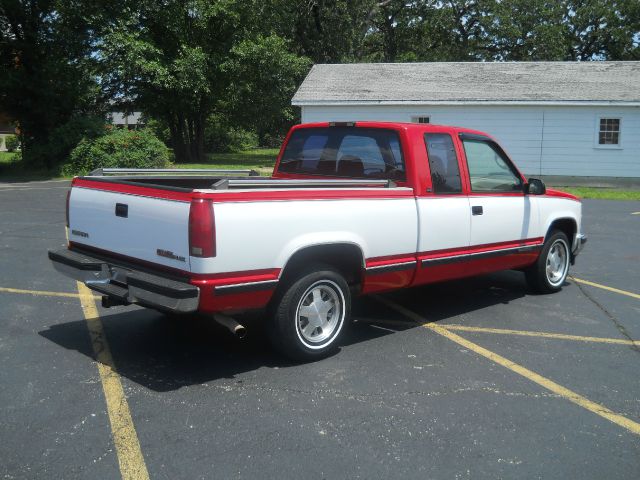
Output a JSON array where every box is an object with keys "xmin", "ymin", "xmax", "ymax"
[
  {"xmin": 109, "ymin": 111, "xmax": 144, "ymax": 129},
  {"xmin": 0, "ymin": 112, "xmax": 16, "ymax": 151},
  {"xmin": 292, "ymin": 62, "xmax": 640, "ymax": 178}
]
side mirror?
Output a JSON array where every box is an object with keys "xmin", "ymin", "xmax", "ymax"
[{"xmin": 525, "ymin": 178, "xmax": 546, "ymax": 195}]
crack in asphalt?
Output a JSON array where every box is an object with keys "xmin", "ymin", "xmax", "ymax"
[{"xmin": 574, "ymin": 281, "xmax": 640, "ymax": 355}]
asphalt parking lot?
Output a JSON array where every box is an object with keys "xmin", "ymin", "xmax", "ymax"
[{"xmin": 1, "ymin": 180, "xmax": 639, "ymax": 479}]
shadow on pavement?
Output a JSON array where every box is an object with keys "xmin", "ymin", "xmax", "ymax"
[{"xmin": 39, "ymin": 270, "xmax": 528, "ymax": 392}]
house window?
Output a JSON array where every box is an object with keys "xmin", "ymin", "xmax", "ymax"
[
  {"xmin": 598, "ymin": 118, "xmax": 621, "ymax": 146},
  {"xmin": 411, "ymin": 116, "xmax": 430, "ymax": 124}
]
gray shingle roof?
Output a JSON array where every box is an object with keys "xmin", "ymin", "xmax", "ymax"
[{"xmin": 292, "ymin": 62, "xmax": 640, "ymax": 105}]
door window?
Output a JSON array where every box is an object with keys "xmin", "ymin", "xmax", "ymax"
[
  {"xmin": 424, "ymin": 133, "xmax": 462, "ymax": 194},
  {"xmin": 462, "ymin": 139, "xmax": 523, "ymax": 192}
]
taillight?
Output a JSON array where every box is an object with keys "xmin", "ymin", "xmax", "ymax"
[
  {"xmin": 189, "ymin": 198, "xmax": 215, "ymax": 257},
  {"xmin": 65, "ymin": 189, "xmax": 71, "ymax": 227}
]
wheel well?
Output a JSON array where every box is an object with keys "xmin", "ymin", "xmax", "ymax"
[
  {"xmin": 280, "ymin": 244, "xmax": 365, "ymax": 289},
  {"xmin": 547, "ymin": 218, "xmax": 576, "ymax": 244}
]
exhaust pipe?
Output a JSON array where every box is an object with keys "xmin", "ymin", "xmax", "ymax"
[{"xmin": 214, "ymin": 314, "xmax": 247, "ymax": 339}]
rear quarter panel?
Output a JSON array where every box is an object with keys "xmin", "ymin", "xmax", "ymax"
[{"xmin": 189, "ymin": 192, "xmax": 418, "ymax": 276}]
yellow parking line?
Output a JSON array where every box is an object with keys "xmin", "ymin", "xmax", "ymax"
[
  {"xmin": 77, "ymin": 282, "xmax": 150, "ymax": 480},
  {"xmin": 0, "ymin": 186, "xmax": 69, "ymax": 192},
  {"xmin": 631, "ymin": 212, "xmax": 640, "ymax": 215},
  {"xmin": 442, "ymin": 324, "xmax": 640, "ymax": 347},
  {"xmin": 374, "ymin": 295, "xmax": 640, "ymax": 436},
  {"xmin": 570, "ymin": 277, "xmax": 640, "ymax": 300},
  {"xmin": 0, "ymin": 285, "xmax": 100, "ymax": 300},
  {"xmin": 0, "ymin": 286, "xmax": 82, "ymax": 299},
  {"xmin": 357, "ymin": 319, "xmax": 639, "ymax": 347}
]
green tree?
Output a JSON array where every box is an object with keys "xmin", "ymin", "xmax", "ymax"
[
  {"xmin": 0, "ymin": 0, "xmax": 106, "ymax": 168},
  {"xmin": 562, "ymin": 0, "xmax": 640, "ymax": 60},
  {"xmin": 222, "ymin": 35, "xmax": 311, "ymax": 144},
  {"xmin": 266, "ymin": 0, "xmax": 389, "ymax": 63},
  {"xmin": 100, "ymin": 0, "xmax": 309, "ymax": 162},
  {"xmin": 483, "ymin": 0, "xmax": 567, "ymax": 60}
]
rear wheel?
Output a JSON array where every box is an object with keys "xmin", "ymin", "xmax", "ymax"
[
  {"xmin": 525, "ymin": 230, "xmax": 571, "ymax": 293},
  {"xmin": 268, "ymin": 266, "xmax": 350, "ymax": 361}
]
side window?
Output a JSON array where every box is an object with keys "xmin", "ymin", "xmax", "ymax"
[
  {"xmin": 424, "ymin": 133, "xmax": 462, "ymax": 194},
  {"xmin": 462, "ymin": 139, "xmax": 523, "ymax": 192}
]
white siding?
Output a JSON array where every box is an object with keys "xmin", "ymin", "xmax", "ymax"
[{"xmin": 301, "ymin": 104, "xmax": 640, "ymax": 177}]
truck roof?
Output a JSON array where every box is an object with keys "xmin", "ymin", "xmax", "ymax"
[{"xmin": 290, "ymin": 121, "xmax": 489, "ymax": 138}]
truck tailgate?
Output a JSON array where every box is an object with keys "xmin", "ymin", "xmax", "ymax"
[{"xmin": 68, "ymin": 185, "xmax": 192, "ymax": 271}]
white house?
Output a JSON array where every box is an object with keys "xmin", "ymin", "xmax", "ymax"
[
  {"xmin": 108, "ymin": 111, "xmax": 144, "ymax": 129},
  {"xmin": 292, "ymin": 62, "xmax": 640, "ymax": 179}
]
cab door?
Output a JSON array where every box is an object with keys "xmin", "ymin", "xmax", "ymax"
[
  {"xmin": 458, "ymin": 133, "xmax": 541, "ymax": 272},
  {"xmin": 413, "ymin": 132, "xmax": 471, "ymax": 285}
]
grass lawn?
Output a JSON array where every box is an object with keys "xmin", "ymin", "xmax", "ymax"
[
  {"xmin": 177, "ymin": 148, "xmax": 279, "ymax": 176},
  {"xmin": 0, "ymin": 151, "xmax": 17, "ymax": 164},
  {"xmin": 559, "ymin": 187, "xmax": 640, "ymax": 201}
]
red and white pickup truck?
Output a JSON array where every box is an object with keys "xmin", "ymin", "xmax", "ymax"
[{"xmin": 49, "ymin": 122, "xmax": 586, "ymax": 360}]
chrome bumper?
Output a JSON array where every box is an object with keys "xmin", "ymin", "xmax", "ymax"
[
  {"xmin": 572, "ymin": 233, "xmax": 588, "ymax": 257},
  {"xmin": 48, "ymin": 248, "xmax": 200, "ymax": 313}
]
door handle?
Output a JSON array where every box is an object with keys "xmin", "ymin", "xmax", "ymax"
[{"xmin": 472, "ymin": 205, "xmax": 483, "ymax": 216}]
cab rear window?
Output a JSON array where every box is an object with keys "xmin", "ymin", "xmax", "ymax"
[{"xmin": 278, "ymin": 127, "xmax": 406, "ymax": 181}]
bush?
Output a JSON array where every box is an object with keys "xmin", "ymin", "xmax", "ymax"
[
  {"xmin": 62, "ymin": 128, "xmax": 171, "ymax": 176},
  {"xmin": 49, "ymin": 116, "xmax": 106, "ymax": 161},
  {"xmin": 5, "ymin": 135, "xmax": 19, "ymax": 152},
  {"xmin": 20, "ymin": 115, "xmax": 107, "ymax": 169}
]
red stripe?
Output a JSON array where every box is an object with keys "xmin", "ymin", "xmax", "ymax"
[
  {"xmin": 366, "ymin": 253, "xmax": 417, "ymax": 268},
  {"xmin": 207, "ymin": 188, "xmax": 413, "ymax": 203},
  {"xmin": 189, "ymin": 269, "xmax": 280, "ymax": 285},
  {"xmin": 365, "ymin": 237, "xmax": 544, "ymax": 269},
  {"xmin": 544, "ymin": 189, "xmax": 580, "ymax": 201},
  {"xmin": 418, "ymin": 237, "xmax": 543, "ymax": 261},
  {"xmin": 73, "ymin": 178, "xmax": 194, "ymax": 202}
]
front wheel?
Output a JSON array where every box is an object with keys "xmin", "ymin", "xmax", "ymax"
[
  {"xmin": 268, "ymin": 266, "xmax": 350, "ymax": 361},
  {"xmin": 525, "ymin": 230, "xmax": 571, "ymax": 293}
]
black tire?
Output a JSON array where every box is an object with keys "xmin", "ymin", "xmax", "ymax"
[
  {"xmin": 525, "ymin": 230, "xmax": 571, "ymax": 293},
  {"xmin": 268, "ymin": 265, "xmax": 351, "ymax": 361}
]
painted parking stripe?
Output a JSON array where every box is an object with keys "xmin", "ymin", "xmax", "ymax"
[
  {"xmin": 0, "ymin": 186, "xmax": 70, "ymax": 192},
  {"xmin": 374, "ymin": 295, "xmax": 640, "ymax": 436},
  {"xmin": 355, "ymin": 318, "xmax": 640, "ymax": 346},
  {"xmin": 0, "ymin": 285, "xmax": 99, "ymax": 299},
  {"xmin": 76, "ymin": 282, "xmax": 150, "ymax": 480},
  {"xmin": 441, "ymin": 324, "xmax": 640, "ymax": 346},
  {"xmin": 570, "ymin": 277, "xmax": 640, "ymax": 301},
  {"xmin": 0, "ymin": 179, "xmax": 69, "ymax": 186}
]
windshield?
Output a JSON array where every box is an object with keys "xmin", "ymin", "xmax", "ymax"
[{"xmin": 278, "ymin": 127, "xmax": 406, "ymax": 181}]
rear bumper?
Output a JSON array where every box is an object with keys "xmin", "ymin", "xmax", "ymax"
[{"xmin": 48, "ymin": 248, "xmax": 200, "ymax": 313}]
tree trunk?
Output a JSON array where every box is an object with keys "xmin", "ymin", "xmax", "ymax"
[
  {"xmin": 195, "ymin": 113, "xmax": 205, "ymax": 162},
  {"xmin": 168, "ymin": 113, "xmax": 189, "ymax": 163}
]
